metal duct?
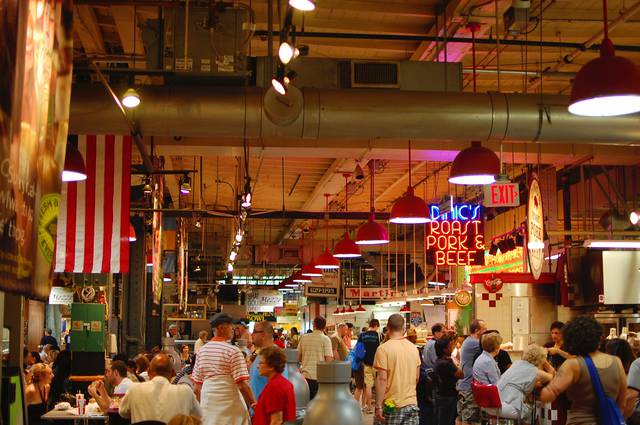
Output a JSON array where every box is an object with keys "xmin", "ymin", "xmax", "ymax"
[{"xmin": 69, "ymin": 84, "xmax": 640, "ymax": 145}]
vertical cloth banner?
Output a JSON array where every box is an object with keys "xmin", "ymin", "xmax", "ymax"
[{"xmin": 55, "ymin": 135, "xmax": 132, "ymax": 273}]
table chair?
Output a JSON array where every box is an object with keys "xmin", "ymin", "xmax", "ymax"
[{"xmin": 471, "ymin": 381, "xmax": 520, "ymax": 425}]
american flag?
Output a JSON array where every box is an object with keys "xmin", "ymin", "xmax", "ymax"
[{"xmin": 55, "ymin": 135, "xmax": 132, "ymax": 273}]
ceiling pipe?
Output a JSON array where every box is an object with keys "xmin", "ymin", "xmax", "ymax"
[{"xmin": 70, "ymin": 84, "xmax": 640, "ymax": 145}]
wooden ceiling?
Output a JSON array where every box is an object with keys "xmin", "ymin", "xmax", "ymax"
[{"xmin": 79, "ymin": 0, "xmax": 640, "ymax": 260}]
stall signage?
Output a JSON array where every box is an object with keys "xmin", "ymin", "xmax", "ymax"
[
  {"xmin": 527, "ymin": 177, "xmax": 544, "ymax": 280},
  {"xmin": 283, "ymin": 303, "xmax": 299, "ymax": 316},
  {"xmin": 247, "ymin": 290, "xmax": 284, "ymax": 313},
  {"xmin": 469, "ymin": 247, "xmax": 525, "ymax": 274},
  {"xmin": 304, "ymin": 269, "xmax": 339, "ymax": 298},
  {"xmin": 246, "ymin": 312, "xmax": 276, "ymax": 322},
  {"xmin": 426, "ymin": 203, "xmax": 485, "ymax": 266},
  {"xmin": 344, "ymin": 287, "xmax": 399, "ymax": 300},
  {"xmin": 48, "ymin": 287, "xmax": 74, "ymax": 305},
  {"xmin": 483, "ymin": 183, "xmax": 520, "ymax": 207}
]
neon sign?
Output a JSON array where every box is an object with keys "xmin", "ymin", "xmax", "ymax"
[{"xmin": 426, "ymin": 203, "xmax": 485, "ymax": 266}]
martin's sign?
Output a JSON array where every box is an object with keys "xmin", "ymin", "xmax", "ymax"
[{"xmin": 344, "ymin": 287, "xmax": 399, "ymax": 300}]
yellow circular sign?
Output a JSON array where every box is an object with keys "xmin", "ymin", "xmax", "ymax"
[
  {"xmin": 454, "ymin": 290, "xmax": 472, "ymax": 307},
  {"xmin": 37, "ymin": 193, "xmax": 59, "ymax": 263}
]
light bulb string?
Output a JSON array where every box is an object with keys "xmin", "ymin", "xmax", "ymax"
[
  {"xmin": 324, "ymin": 194, "xmax": 330, "ymax": 250},
  {"xmin": 408, "ymin": 140, "xmax": 412, "ymax": 188},
  {"xmin": 344, "ymin": 174, "xmax": 350, "ymax": 232},
  {"xmin": 603, "ymin": 0, "xmax": 609, "ymax": 40},
  {"xmin": 370, "ymin": 159, "xmax": 376, "ymax": 216}
]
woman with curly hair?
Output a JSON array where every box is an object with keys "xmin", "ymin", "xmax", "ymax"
[
  {"xmin": 496, "ymin": 344, "xmax": 554, "ymax": 422},
  {"xmin": 540, "ymin": 315, "xmax": 627, "ymax": 424},
  {"xmin": 25, "ymin": 363, "xmax": 53, "ymax": 425}
]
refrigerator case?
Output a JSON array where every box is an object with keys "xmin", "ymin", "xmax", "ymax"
[{"xmin": 70, "ymin": 303, "xmax": 106, "ymax": 376}]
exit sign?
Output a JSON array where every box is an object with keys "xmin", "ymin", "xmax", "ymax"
[{"xmin": 483, "ymin": 183, "xmax": 520, "ymax": 207}]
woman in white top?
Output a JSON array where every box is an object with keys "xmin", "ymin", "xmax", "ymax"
[
  {"xmin": 497, "ymin": 344, "xmax": 554, "ymax": 422},
  {"xmin": 192, "ymin": 313, "xmax": 256, "ymax": 425}
]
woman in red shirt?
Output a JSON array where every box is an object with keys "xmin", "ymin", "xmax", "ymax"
[{"xmin": 253, "ymin": 347, "xmax": 296, "ymax": 425}]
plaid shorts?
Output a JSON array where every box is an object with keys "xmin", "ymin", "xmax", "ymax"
[
  {"xmin": 374, "ymin": 404, "xmax": 420, "ymax": 425},
  {"xmin": 457, "ymin": 389, "xmax": 480, "ymax": 423}
]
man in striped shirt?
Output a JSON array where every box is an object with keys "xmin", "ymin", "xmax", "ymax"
[
  {"xmin": 298, "ymin": 316, "xmax": 334, "ymax": 400},
  {"xmin": 192, "ymin": 313, "xmax": 256, "ymax": 425}
]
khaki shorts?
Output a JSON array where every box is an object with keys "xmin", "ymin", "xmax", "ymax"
[
  {"xmin": 364, "ymin": 365, "xmax": 376, "ymax": 388},
  {"xmin": 457, "ymin": 389, "xmax": 480, "ymax": 423}
]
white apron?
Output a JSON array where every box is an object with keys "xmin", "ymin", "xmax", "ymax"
[{"xmin": 200, "ymin": 375, "xmax": 250, "ymax": 425}]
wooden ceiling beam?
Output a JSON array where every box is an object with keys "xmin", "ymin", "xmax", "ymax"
[
  {"xmin": 110, "ymin": 6, "xmax": 146, "ymax": 57},
  {"xmin": 75, "ymin": 5, "xmax": 106, "ymax": 54}
]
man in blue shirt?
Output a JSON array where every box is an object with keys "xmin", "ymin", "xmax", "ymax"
[
  {"xmin": 457, "ymin": 319, "xmax": 486, "ymax": 425},
  {"xmin": 422, "ymin": 323, "xmax": 445, "ymax": 372},
  {"xmin": 250, "ymin": 320, "xmax": 288, "ymax": 399}
]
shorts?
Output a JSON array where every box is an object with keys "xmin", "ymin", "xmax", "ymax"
[
  {"xmin": 457, "ymin": 389, "xmax": 480, "ymax": 423},
  {"xmin": 364, "ymin": 365, "xmax": 376, "ymax": 388},
  {"xmin": 353, "ymin": 365, "xmax": 365, "ymax": 389},
  {"xmin": 374, "ymin": 404, "xmax": 419, "ymax": 425}
]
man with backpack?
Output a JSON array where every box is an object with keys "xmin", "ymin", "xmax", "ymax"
[{"xmin": 356, "ymin": 318, "xmax": 381, "ymax": 413}]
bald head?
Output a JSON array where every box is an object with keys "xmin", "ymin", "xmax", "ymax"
[{"xmin": 149, "ymin": 354, "xmax": 174, "ymax": 380}]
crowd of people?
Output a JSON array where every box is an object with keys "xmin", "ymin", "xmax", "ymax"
[{"xmin": 24, "ymin": 313, "xmax": 640, "ymax": 425}]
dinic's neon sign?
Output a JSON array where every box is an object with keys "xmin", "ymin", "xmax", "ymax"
[{"xmin": 426, "ymin": 203, "xmax": 485, "ymax": 266}]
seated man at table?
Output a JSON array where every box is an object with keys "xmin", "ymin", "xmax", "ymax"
[{"xmin": 89, "ymin": 354, "xmax": 201, "ymax": 423}]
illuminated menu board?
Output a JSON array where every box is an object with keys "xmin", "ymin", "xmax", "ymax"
[{"xmin": 425, "ymin": 203, "xmax": 485, "ymax": 266}]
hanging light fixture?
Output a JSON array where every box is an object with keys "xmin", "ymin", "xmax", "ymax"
[
  {"xmin": 129, "ymin": 223, "xmax": 137, "ymax": 242},
  {"xmin": 121, "ymin": 88, "xmax": 141, "ymax": 109},
  {"xmin": 289, "ymin": 0, "xmax": 316, "ymax": 11},
  {"xmin": 569, "ymin": 0, "xmax": 640, "ymax": 116},
  {"xmin": 241, "ymin": 179, "xmax": 252, "ymax": 208},
  {"xmin": 279, "ymin": 42, "xmax": 296, "ymax": 64},
  {"xmin": 356, "ymin": 304, "xmax": 367, "ymax": 312},
  {"xmin": 345, "ymin": 305, "xmax": 355, "ymax": 314},
  {"xmin": 142, "ymin": 176, "xmax": 152, "ymax": 195},
  {"xmin": 448, "ymin": 141, "xmax": 500, "ymax": 185},
  {"xmin": 315, "ymin": 194, "xmax": 341, "ymax": 270},
  {"xmin": 62, "ymin": 139, "xmax": 87, "ymax": 182},
  {"xmin": 334, "ymin": 173, "xmax": 361, "ymax": 258},
  {"xmin": 301, "ymin": 226, "xmax": 323, "ymax": 277},
  {"xmin": 194, "ymin": 263, "xmax": 201, "ymax": 272},
  {"xmin": 292, "ymin": 270, "xmax": 312, "ymax": 283},
  {"xmin": 399, "ymin": 304, "xmax": 411, "ymax": 312},
  {"xmin": 390, "ymin": 141, "xmax": 429, "ymax": 224},
  {"xmin": 180, "ymin": 175, "xmax": 191, "ymax": 194},
  {"xmin": 357, "ymin": 160, "xmax": 389, "ymax": 245}
]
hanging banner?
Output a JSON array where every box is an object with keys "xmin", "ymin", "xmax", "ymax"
[
  {"xmin": 0, "ymin": 0, "xmax": 72, "ymax": 299},
  {"xmin": 426, "ymin": 203, "xmax": 485, "ymax": 266},
  {"xmin": 469, "ymin": 247, "xmax": 526, "ymax": 274},
  {"xmin": 344, "ymin": 287, "xmax": 400, "ymax": 300},
  {"xmin": 527, "ymin": 176, "xmax": 545, "ymax": 280},
  {"xmin": 304, "ymin": 269, "xmax": 339, "ymax": 298},
  {"xmin": 151, "ymin": 176, "xmax": 164, "ymax": 304},
  {"xmin": 247, "ymin": 289, "xmax": 284, "ymax": 313}
]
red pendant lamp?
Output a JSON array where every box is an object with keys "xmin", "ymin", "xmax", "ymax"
[
  {"xmin": 356, "ymin": 159, "xmax": 389, "ymax": 245},
  {"xmin": 129, "ymin": 223, "xmax": 137, "ymax": 242},
  {"xmin": 62, "ymin": 139, "xmax": 87, "ymax": 182},
  {"xmin": 448, "ymin": 141, "xmax": 500, "ymax": 185},
  {"xmin": 569, "ymin": 0, "xmax": 640, "ymax": 116},
  {"xmin": 315, "ymin": 194, "xmax": 341, "ymax": 270},
  {"xmin": 334, "ymin": 173, "xmax": 361, "ymax": 258},
  {"xmin": 390, "ymin": 141, "xmax": 429, "ymax": 224},
  {"xmin": 400, "ymin": 304, "xmax": 411, "ymax": 312},
  {"xmin": 292, "ymin": 270, "xmax": 312, "ymax": 283}
]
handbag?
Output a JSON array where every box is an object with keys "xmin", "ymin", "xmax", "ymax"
[{"xmin": 584, "ymin": 355, "xmax": 626, "ymax": 425}]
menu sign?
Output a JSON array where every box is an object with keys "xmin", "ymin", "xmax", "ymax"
[
  {"xmin": 426, "ymin": 203, "xmax": 485, "ymax": 266},
  {"xmin": 246, "ymin": 290, "xmax": 284, "ymax": 313},
  {"xmin": 527, "ymin": 176, "xmax": 544, "ymax": 280},
  {"xmin": 0, "ymin": 1, "xmax": 72, "ymax": 299}
]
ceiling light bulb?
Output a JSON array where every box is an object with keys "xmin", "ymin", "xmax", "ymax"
[
  {"xmin": 122, "ymin": 88, "xmax": 141, "ymax": 108},
  {"xmin": 289, "ymin": 0, "xmax": 316, "ymax": 11},
  {"xmin": 195, "ymin": 218, "xmax": 202, "ymax": 228},
  {"xmin": 235, "ymin": 232, "xmax": 243, "ymax": 243},
  {"xmin": 227, "ymin": 263, "xmax": 234, "ymax": 273},
  {"xmin": 278, "ymin": 42, "xmax": 295, "ymax": 64},
  {"xmin": 241, "ymin": 192, "xmax": 252, "ymax": 208},
  {"xmin": 143, "ymin": 177, "xmax": 152, "ymax": 195},
  {"xmin": 272, "ymin": 77, "xmax": 287, "ymax": 95},
  {"xmin": 630, "ymin": 211, "xmax": 639, "ymax": 225},
  {"xmin": 229, "ymin": 251, "xmax": 238, "ymax": 261},
  {"xmin": 194, "ymin": 264, "xmax": 201, "ymax": 272}
]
